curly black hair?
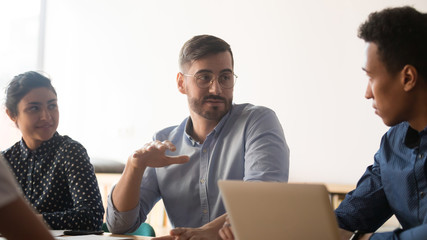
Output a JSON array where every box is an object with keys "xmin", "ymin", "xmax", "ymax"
[{"xmin": 358, "ymin": 6, "xmax": 427, "ymax": 80}]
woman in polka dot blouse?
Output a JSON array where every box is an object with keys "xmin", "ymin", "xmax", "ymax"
[{"xmin": 2, "ymin": 71, "xmax": 104, "ymax": 230}]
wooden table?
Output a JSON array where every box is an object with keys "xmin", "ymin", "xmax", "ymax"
[
  {"xmin": 324, "ymin": 183, "xmax": 355, "ymax": 209},
  {"xmin": 53, "ymin": 231, "xmax": 153, "ymax": 239},
  {"xmin": 107, "ymin": 233, "xmax": 153, "ymax": 239}
]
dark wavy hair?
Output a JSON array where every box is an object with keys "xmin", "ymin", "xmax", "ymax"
[
  {"xmin": 5, "ymin": 71, "xmax": 57, "ymax": 118},
  {"xmin": 358, "ymin": 6, "xmax": 427, "ymax": 80},
  {"xmin": 179, "ymin": 35, "xmax": 234, "ymax": 71}
]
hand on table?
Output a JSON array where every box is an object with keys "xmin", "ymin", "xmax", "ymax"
[
  {"xmin": 152, "ymin": 220, "xmax": 227, "ymax": 240},
  {"xmin": 153, "ymin": 227, "xmax": 221, "ymax": 240},
  {"xmin": 218, "ymin": 216, "xmax": 234, "ymax": 240}
]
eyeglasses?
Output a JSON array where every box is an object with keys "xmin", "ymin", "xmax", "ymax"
[{"xmin": 182, "ymin": 71, "xmax": 238, "ymax": 89}]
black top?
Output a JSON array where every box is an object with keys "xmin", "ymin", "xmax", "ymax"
[{"xmin": 2, "ymin": 132, "xmax": 104, "ymax": 230}]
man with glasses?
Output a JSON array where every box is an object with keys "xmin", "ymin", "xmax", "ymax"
[{"xmin": 106, "ymin": 35, "xmax": 289, "ymax": 239}]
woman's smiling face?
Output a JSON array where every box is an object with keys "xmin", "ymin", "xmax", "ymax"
[{"xmin": 11, "ymin": 87, "xmax": 59, "ymax": 150}]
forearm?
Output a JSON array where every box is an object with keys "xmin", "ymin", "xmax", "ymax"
[
  {"xmin": 112, "ymin": 158, "xmax": 146, "ymax": 212},
  {"xmin": 335, "ymin": 161, "xmax": 393, "ymax": 233}
]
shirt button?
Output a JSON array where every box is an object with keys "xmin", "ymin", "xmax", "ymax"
[
  {"xmin": 419, "ymin": 154, "xmax": 424, "ymax": 159},
  {"xmin": 203, "ymin": 209, "xmax": 208, "ymax": 214},
  {"xmin": 203, "ymin": 149, "xmax": 207, "ymax": 153},
  {"xmin": 421, "ymin": 192, "xmax": 425, "ymax": 198},
  {"xmin": 200, "ymin": 179, "xmax": 205, "ymax": 184}
]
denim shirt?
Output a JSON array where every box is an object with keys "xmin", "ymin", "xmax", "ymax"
[
  {"xmin": 107, "ymin": 103, "xmax": 290, "ymax": 233},
  {"xmin": 336, "ymin": 122, "xmax": 427, "ymax": 239}
]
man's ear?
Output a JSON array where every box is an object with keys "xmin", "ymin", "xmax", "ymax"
[
  {"xmin": 401, "ymin": 64, "xmax": 418, "ymax": 92},
  {"xmin": 177, "ymin": 72, "xmax": 187, "ymax": 94}
]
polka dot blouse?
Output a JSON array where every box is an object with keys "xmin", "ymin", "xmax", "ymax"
[{"xmin": 2, "ymin": 132, "xmax": 104, "ymax": 230}]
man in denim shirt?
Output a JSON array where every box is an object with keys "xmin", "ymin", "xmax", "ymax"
[
  {"xmin": 107, "ymin": 35, "xmax": 290, "ymax": 239},
  {"xmin": 335, "ymin": 6, "xmax": 427, "ymax": 240}
]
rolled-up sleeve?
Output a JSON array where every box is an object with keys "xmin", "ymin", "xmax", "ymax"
[{"xmin": 106, "ymin": 167, "xmax": 161, "ymax": 234}]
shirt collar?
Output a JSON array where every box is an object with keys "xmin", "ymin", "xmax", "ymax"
[
  {"xmin": 184, "ymin": 119, "xmax": 198, "ymax": 146},
  {"xmin": 404, "ymin": 123, "xmax": 426, "ymax": 149},
  {"xmin": 184, "ymin": 105, "xmax": 234, "ymax": 146},
  {"xmin": 19, "ymin": 132, "xmax": 61, "ymax": 156}
]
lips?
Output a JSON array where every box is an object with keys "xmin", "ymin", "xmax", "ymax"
[
  {"xmin": 203, "ymin": 96, "xmax": 225, "ymax": 103},
  {"xmin": 36, "ymin": 123, "xmax": 53, "ymax": 129},
  {"xmin": 372, "ymin": 105, "xmax": 380, "ymax": 115},
  {"xmin": 205, "ymin": 99, "xmax": 224, "ymax": 103}
]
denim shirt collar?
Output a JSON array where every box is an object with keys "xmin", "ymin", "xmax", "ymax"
[{"xmin": 404, "ymin": 122, "xmax": 427, "ymax": 149}]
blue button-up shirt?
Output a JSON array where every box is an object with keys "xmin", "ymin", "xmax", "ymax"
[
  {"xmin": 335, "ymin": 122, "xmax": 427, "ymax": 239},
  {"xmin": 107, "ymin": 103, "xmax": 290, "ymax": 233}
]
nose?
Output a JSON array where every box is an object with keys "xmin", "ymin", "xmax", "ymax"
[
  {"xmin": 365, "ymin": 82, "xmax": 373, "ymax": 99},
  {"xmin": 40, "ymin": 108, "xmax": 52, "ymax": 121},
  {"xmin": 208, "ymin": 77, "xmax": 222, "ymax": 95}
]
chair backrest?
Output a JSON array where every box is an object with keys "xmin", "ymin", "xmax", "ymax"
[{"xmin": 102, "ymin": 222, "xmax": 156, "ymax": 237}]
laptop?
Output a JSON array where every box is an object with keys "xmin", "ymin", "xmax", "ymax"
[{"xmin": 218, "ymin": 180, "xmax": 340, "ymax": 240}]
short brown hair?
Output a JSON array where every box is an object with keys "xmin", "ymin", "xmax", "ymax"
[{"xmin": 179, "ymin": 35, "xmax": 234, "ymax": 71}]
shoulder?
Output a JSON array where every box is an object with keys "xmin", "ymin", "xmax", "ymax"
[
  {"xmin": 231, "ymin": 103, "xmax": 278, "ymax": 123},
  {"xmin": 53, "ymin": 135, "xmax": 94, "ymax": 172},
  {"xmin": 56, "ymin": 134, "xmax": 87, "ymax": 152},
  {"xmin": 53, "ymin": 134, "xmax": 89, "ymax": 163},
  {"xmin": 1, "ymin": 141, "xmax": 23, "ymax": 161},
  {"xmin": 235, "ymin": 103, "xmax": 273, "ymax": 113},
  {"xmin": 233, "ymin": 103, "xmax": 276, "ymax": 116},
  {"xmin": 378, "ymin": 122, "xmax": 408, "ymax": 150}
]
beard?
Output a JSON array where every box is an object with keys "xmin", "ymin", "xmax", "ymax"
[{"xmin": 188, "ymin": 94, "xmax": 233, "ymax": 122}]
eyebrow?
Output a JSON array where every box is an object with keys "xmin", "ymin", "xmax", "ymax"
[
  {"xmin": 220, "ymin": 69, "xmax": 233, "ymax": 73},
  {"xmin": 27, "ymin": 99, "xmax": 57, "ymax": 105},
  {"xmin": 195, "ymin": 69, "xmax": 233, "ymax": 74},
  {"xmin": 195, "ymin": 69, "xmax": 213, "ymax": 74},
  {"xmin": 362, "ymin": 67, "xmax": 371, "ymax": 73}
]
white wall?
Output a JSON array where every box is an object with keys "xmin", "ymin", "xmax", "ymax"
[
  {"xmin": 2, "ymin": 0, "xmax": 427, "ymax": 184},
  {"xmin": 0, "ymin": 0, "xmax": 41, "ymax": 149}
]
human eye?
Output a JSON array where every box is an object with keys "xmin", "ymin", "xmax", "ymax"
[
  {"xmin": 26, "ymin": 105, "xmax": 39, "ymax": 113},
  {"xmin": 48, "ymin": 103, "xmax": 58, "ymax": 110},
  {"xmin": 219, "ymin": 73, "xmax": 233, "ymax": 81},
  {"xmin": 219, "ymin": 73, "xmax": 234, "ymax": 86},
  {"xmin": 196, "ymin": 73, "xmax": 213, "ymax": 82}
]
